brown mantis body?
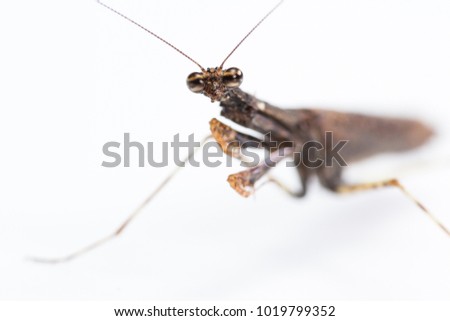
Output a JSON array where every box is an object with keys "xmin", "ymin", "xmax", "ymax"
[
  {"xmin": 212, "ymin": 87, "xmax": 433, "ymax": 196},
  {"xmin": 31, "ymin": 0, "xmax": 448, "ymax": 263}
]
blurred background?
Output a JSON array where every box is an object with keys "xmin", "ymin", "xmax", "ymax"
[{"xmin": 0, "ymin": 0, "xmax": 449, "ymax": 299}]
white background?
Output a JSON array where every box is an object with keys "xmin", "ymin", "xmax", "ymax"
[{"xmin": 1, "ymin": 0, "xmax": 450, "ymax": 300}]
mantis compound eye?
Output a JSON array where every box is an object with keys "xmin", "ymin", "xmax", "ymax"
[
  {"xmin": 186, "ymin": 72, "xmax": 205, "ymax": 93},
  {"xmin": 222, "ymin": 67, "xmax": 243, "ymax": 88}
]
